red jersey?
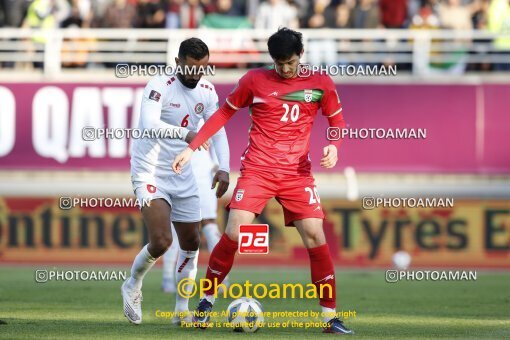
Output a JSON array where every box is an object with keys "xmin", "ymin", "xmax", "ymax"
[{"xmin": 226, "ymin": 67, "xmax": 343, "ymax": 175}]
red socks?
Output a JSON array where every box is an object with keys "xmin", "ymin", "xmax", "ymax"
[
  {"xmin": 204, "ymin": 234, "xmax": 336, "ymax": 309},
  {"xmin": 204, "ymin": 233, "xmax": 238, "ymax": 296},
  {"xmin": 308, "ymin": 244, "xmax": 337, "ymax": 309}
]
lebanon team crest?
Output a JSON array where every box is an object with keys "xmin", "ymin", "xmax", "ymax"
[
  {"xmin": 195, "ymin": 103, "xmax": 204, "ymax": 114},
  {"xmin": 304, "ymin": 89, "xmax": 313, "ymax": 103},
  {"xmin": 235, "ymin": 189, "xmax": 245, "ymax": 201}
]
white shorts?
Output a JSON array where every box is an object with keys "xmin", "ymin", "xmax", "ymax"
[
  {"xmin": 194, "ymin": 171, "xmax": 218, "ymax": 220},
  {"xmin": 132, "ymin": 169, "xmax": 201, "ymax": 223},
  {"xmin": 192, "ymin": 150, "xmax": 218, "ymax": 220}
]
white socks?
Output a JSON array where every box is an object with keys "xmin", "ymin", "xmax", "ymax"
[
  {"xmin": 126, "ymin": 244, "xmax": 157, "ymax": 291},
  {"xmin": 202, "ymin": 223, "xmax": 221, "ymax": 253},
  {"xmin": 203, "ymin": 294, "xmax": 216, "ymax": 305},
  {"xmin": 162, "ymin": 226, "xmax": 178, "ymax": 280},
  {"xmin": 322, "ymin": 306, "xmax": 337, "ymax": 322},
  {"xmin": 174, "ymin": 248, "xmax": 199, "ymax": 312}
]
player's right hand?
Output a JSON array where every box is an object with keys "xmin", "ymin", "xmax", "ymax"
[
  {"xmin": 184, "ymin": 131, "xmax": 210, "ymax": 151},
  {"xmin": 172, "ymin": 147, "xmax": 193, "ymax": 174}
]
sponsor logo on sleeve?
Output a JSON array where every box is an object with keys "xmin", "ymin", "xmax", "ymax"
[{"xmin": 149, "ymin": 90, "xmax": 161, "ymax": 102}]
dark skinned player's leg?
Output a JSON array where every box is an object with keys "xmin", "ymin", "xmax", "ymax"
[
  {"xmin": 131, "ymin": 199, "xmax": 173, "ymax": 289},
  {"xmin": 122, "ymin": 199, "xmax": 173, "ymax": 324}
]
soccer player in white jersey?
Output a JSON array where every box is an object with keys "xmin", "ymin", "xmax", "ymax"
[{"xmin": 122, "ymin": 38, "xmax": 230, "ymax": 325}]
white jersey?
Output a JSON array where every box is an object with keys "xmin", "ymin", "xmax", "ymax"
[
  {"xmin": 191, "ymin": 119, "xmax": 218, "ymax": 219},
  {"xmin": 131, "ymin": 75, "xmax": 224, "ymax": 183}
]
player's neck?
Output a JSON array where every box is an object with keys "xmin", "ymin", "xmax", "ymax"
[{"xmin": 274, "ymin": 69, "xmax": 297, "ymax": 80}]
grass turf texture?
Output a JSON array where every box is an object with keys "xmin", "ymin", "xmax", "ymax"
[{"xmin": 0, "ymin": 267, "xmax": 509, "ymax": 339}]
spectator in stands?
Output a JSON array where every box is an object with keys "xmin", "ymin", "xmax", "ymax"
[
  {"xmin": 176, "ymin": 0, "xmax": 204, "ymax": 28},
  {"xmin": 137, "ymin": 0, "xmax": 166, "ymax": 28},
  {"xmin": 0, "ymin": 0, "xmax": 30, "ymax": 28},
  {"xmin": 201, "ymin": 0, "xmax": 251, "ymax": 28},
  {"xmin": 22, "ymin": 0, "xmax": 70, "ymax": 68},
  {"xmin": 201, "ymin": 0, "xmax": 218, "ymax": 14},
  {"xmin": 305, "ymin": 0, "xmax": 337, "ymax": 66},
  {"xmin": 100, "ymin": 0, "xmax": 137, "ymax": 28},
  {"xmin": 488, "ymin": 0, "xmax": 510, "ymax": 71},
  {"xmin": 216, "ymin": 0, "xmax": 245, "ymax": 16},
  {"xmin": 61, "ymin": 2, "xmax": 94, "ymax": 69},
  {"xmin": 472, "ymin": 0, "xmax": 490, "ymax": 29},
  {"xmin": 335, "ymin": 2, "xmax": 351, "ymax": 28},
  {"xmin": 0, "ymin": 0, "xmax": 31, "ymax": 68},
  {"xmin": 255, "ymin": 0, "xmax": 299, "ymax": 30},
  {"xmin": 410, "ymin": 4, "xmax": 440, "ymax": 29},
  {"xmin": 438, "ymin": 0, "xmax": 473, "ymax": 30},
  {"xmin": 379, "ymin": 0, "xmax": 408, "ymax": 28},
  {"xmin": 22, "ymin": 0, "xmax": 70, "ymax": 29},
  {"xmin": 62, "ymin": 0, "xmax": 92, "ymax": 28},
  {"xmin": 165, "ymin": 0, "xmax": 183, "ymax": 28},
  {"xmin": 305, "ymin": 0, "xmax": 337, "ymax": 28},
  {"xmin": 348, "ymin": 0, "xmax": 381, "ymax": 29},
  {"xmin": 470, "ymin": 0, "xmax": 491, "ymax": 72}
]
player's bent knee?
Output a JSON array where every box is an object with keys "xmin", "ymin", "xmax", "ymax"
[
  {"xmin": 180, "ymin": 234, "xmax": 200, "ymax": 250},
  {"xmin": 303, "ymin": 230, "xmax": 326, "ymax": 248},
  {"xmin": 149, "ymin": 234, "xmax": 172, "ymax": 257}
]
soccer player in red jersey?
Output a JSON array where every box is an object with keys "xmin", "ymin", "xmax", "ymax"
[{"xmin": 172, "ymin": 28, "xmax": 353, "ymax": 335}]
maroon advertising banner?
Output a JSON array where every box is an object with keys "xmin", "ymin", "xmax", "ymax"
[{"xmin": 0, "ymin": 82, "xmax": 508, "ymax": 173}]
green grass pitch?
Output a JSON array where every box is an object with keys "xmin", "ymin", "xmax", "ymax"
[{"xmin": 0, "ymin": 267, "xmax": 509, "ymax": 339}]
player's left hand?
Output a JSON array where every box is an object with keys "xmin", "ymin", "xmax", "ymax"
[
  {"xmin": 320, "ymin": 145, "xmax": 338, "ymax": 168},
  {"xmin": 212, "ymin": 170, "xmax": 229, "ymax": 198}
]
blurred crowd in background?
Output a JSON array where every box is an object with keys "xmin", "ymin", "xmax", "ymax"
[
  {"xmin": 0, "ymin": 0, "xmax": 509, "ymax": 73},
  {"xmin": 0, "ymin": 0, "xmax": 509, "ymax": 32}
]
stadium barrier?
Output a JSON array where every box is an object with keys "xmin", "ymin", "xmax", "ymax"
[
  {"xmin": 0, "ymin": 28, "xmax": 509, "ymax": 77},
  {"xmin": 0, "ymin": 197, "xmax": 508, "ymax": 268}
]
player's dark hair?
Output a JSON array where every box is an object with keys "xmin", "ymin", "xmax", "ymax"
[
  {"xmin": 178, "ymin": 38, "xmax": 209, "ymax": 60},
  {"xmin": 267, "ymin": 27, "xmax": 303, "ymax": 61}
]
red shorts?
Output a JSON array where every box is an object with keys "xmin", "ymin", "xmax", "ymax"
[{"xmin": 227, "ymin": 170, "xmax": 325, "ymax": 226}]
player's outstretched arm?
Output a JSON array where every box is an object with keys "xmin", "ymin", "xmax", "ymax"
[
  {"xmin": 187, "ymin": 102, "xmax": 237, "ymax": 151},
  {"xmin": 172, "ymin": 102, "xmax": 237, "ymax": 174},
  {"xmin": 184, "ymin": 131, "xmax": 210, "ymax": 151},
  {"xmin": 172, "ymin": 147, "xmax": 193, "ymax": 174}
]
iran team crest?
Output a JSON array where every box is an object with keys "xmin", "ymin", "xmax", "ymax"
[
  {"xmin": 194, "ymin": 103, "xmax": 204, "ymax": 114},
  {"xmin": 304, "ymin": 89, "xmax": 313, "ymax": 103},
  {"xmin": 147, "ymin": 184, "xmax": 156, "ymax": 193},
  {"xmin": 235, "ymin": 189, "xmax": 245, "ymax": 201}
]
